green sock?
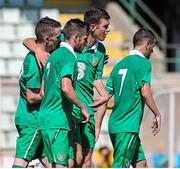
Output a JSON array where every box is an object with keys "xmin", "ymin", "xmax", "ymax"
[{"xmin": 12, "ymin": 164, "xmax": 25, "ymax": 168}]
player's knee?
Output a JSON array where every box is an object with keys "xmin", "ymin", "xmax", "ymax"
[
  {"xmin": 140, "ymin": 161, "xmax": 148, "ymax": 168},
  {"xmin": 75, "ymin": 156, "xmax": 83, "ymax": 167},
  {"xmin": 133, "ymin": 160, "xmax": 148, "ymax": 168},
  {"xmin": 83, "ymin": 160, "xmax": 92, "ymax": 168},
  {"xmin": 68, "ymin": 159, "xmax": 74, "ymax": 168},
  {"xmin": 13, "ymin": 158, "xmax": 28, "ymax": 167}
]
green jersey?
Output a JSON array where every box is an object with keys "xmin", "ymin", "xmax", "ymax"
[
  {"xmin": 73, "ymin": 41, "xmax": 106, "ymax": 120},
  {"xmin": 15, "ymin": 52, "xmax": 42, "ymax": 128},
  {"xmin": 105, "ymin": 50, "xmax": 152, "ymax": 134},
  {"xmin": 38, "ymin": 42, "xmax": 78, "ymax": 130}
]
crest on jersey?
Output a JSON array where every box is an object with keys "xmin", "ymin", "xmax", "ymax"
[
  {"xmin": 90, "ymin": 56, "xmax": 99, "ymax": 66},
  {"xmin": 57, "ymin": 152, "xmax": 66, "ymax": 161}
]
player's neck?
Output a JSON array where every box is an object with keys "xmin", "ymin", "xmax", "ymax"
[
  {"xmin": 134, "ymin": 46, "xmax": 145, "ymax": 56},
  {"xmin": 64, "ymin": 39, "xmax": 75, "ymax": 50},
  {"xmin": 37, "ymin": 42, "xmax": 46, "ymax": 52},
  {"xmin": 87, "ymin": 35, "xmax": 96, "ymax": 48}
]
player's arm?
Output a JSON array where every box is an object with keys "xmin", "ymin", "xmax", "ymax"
[
  {"xmin": 26, "ymin": 88, "xmax": 42, "ymax": 105},
  {"xmin": 91, "ymin": 91, "xmax": 112, "ymax": 142},
  {"xmin": 61, "ymin": 77, "xmax": 90, "ymax": 123},
  {"xmin": 94, "ymin": 79, "xmax": 109, "ymax": 100},
  {"xmin": 94, "ymin": 103, "xmax": 107, "ymax": 142},
  {"xmin": 23, "ymin": 38, "xmax": 49, "ymax": 67},
  {"xmin": 141, "ymin": 84, "xmax": 161, "ymax": 135},
  {"xmin": 40, "ymin": 80, "xmax": 44, "ymax": 98}
]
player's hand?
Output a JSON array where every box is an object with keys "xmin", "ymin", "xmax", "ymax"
[
  {"xmin": 35, "ymin": 47, "xmax": 50, "ymax": 68},
  {"xmin": 104, "ymin": 54, "xmax": 109, "ymax": 65},
  {"xmin": 95, "ymin": 127, "xmax": 100, "ymax": 142},
  {"xmin": 81, "ymin": 107, "xmax": 90, "ymax": 123},
  {"xmin": 152, "ymin": 114, "xmax": 161, "ymax": 136},
  {"xmin": 90, "ymin": 96, "xmax": 109, "ymax": 108}
]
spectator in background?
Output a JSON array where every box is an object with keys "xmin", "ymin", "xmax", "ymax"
[{"xmin": 95, "ymin": 146, "xmax": 113, "ymax": 168}]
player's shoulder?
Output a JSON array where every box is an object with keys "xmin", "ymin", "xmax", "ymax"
[
  {"xmin": 24, "ymin": 52, "xmax": 36, "ymax": 64},
  {"xmin": 50, "ymin": 46, "xmax": 76, "ymax": 64}
]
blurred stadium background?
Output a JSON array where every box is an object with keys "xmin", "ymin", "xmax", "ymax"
[{"xmin": 0, "ymin": 0, "xmax": 180, "ymax": 167}]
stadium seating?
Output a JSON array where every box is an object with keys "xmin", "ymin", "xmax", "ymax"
[
  {"xmin": 12, "ymin": 42, "xmax": 29, "ymax": 58},
  {"xmin": 16, "ymin": 24, "xmax": 35, "ymax": 40},
  {"xmin": 8, "ymin": 60, "xmax": 23, "ymax": 76},
  {"xmin": 59, "ymin": 13, "xmax": 84, "ymax": 25},
  {"xmin": 0, "ymin": 25, "xmax": 16, "ymax": 41},
  {"xmin": 44, "ymin": 0, "xmax": 90, "ymax": 9},
  {"xmin": 40, "ymin": 8, "xmax": 59, "ymax": 20},
  {"xmin": 2, "ymin": 8, "xmax": 21, "ymax": 24},
  {"xmin": 0, "ymin": 42, "xmax": 11, "ymax": 58},
  {"xmin": 0, "ymin": 59, "xmax": 6, "ymax": 76},
  {"xmin": 0, "ymin": 0, "xmax": 5, "ymax": 6},
  {"xmin": 26, "ymin": 0, "xmax": 43, "ymax": 7},
  {"xmin": 7, "ymin": 0, "xmax": 24, "ymax": 7},
  {"xmin": 21, "ymin": 9, "xmax": 39, "ymax": 23}
]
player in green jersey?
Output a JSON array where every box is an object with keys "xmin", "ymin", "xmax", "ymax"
[
  {"xmin": 91, "ymin": 28, "xmax": 161, "ymax": 168},
  {"xmin": 13, "ymin": 17, "xmax": 61, "ymax": 168},
  {"xmin": 72, "ymin": 8, "xmax": 110, "ymax": 167},
  {"xmin": 38, "ymin": 19, "xmax": 90, "ymax": 168}
]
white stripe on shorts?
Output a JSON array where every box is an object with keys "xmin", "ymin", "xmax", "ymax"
[
  {"xmin": 53, "ymin": 129, "xmax": 61, "ymax": 163},
  {"xmin": 24, "ymin": 129, "xmax": 38, "ymax": 159}
]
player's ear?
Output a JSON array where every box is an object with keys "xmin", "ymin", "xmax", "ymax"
[
  {"xmin": 74, "ymin": 34, "xmax": 79, "ymax": 44},
  {"xmin": 89, "ymin": 24, "xmax": 96, "ymax": 32},
  {"xmin": 144, "ymin": 41, "xmax": 150, "ymax": 51},
  {"xmin": 44, "ymin": 36, "xmax": 49, "ymax": 43}
]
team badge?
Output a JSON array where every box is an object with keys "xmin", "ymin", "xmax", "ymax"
[
  {"xmin": 90, "ymin": 56, "xmax": 99, "ymax": 66},
  {"xmin": 57, "ymin": 152, "xmax": 66, "ymax": 161}
]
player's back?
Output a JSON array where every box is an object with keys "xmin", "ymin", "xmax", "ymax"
[
  {"xmin": 38, "ymin": 46, "xmax": 78, "ymax": 130},
  {"xmin": 106, "ymin": 54, "xmax": 151, "ymax": 133}
]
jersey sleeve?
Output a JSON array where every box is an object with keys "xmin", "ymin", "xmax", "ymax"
[
  {"xmin": 60, "ymin": 57, "xmax": 76, "ymax": 80},
  {"xmin": 26, "ymin": 54, "xmax": 41, "ymax": 89},
  {"xmin": 137, "ymin": 60, "xmax": 152, "ymax": 88}
]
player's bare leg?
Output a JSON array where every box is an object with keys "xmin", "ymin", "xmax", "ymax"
[
  {"xmin": 13, "ymin": 158, "xmax": 28, "ymax": 167},
  {"xmin": 68, "ymin": 159, "xmax": 74, "ymax": 168},
  {"xmin": 132, "ymin": 160, "xmax": 148, "ymax": 168},
  {"xmin": 39, "ymin": 156, "xmax": 52, "ymax": 168},
  {"xmin": 53, "ymin": 164, "xmax": 67, "ymax": 168},
  {"xmin": 82, "ymin": 148, "xmax": 93, "ymax": 168},
  {"xmin": 74, "ymin": 142, "xmax": 83, "ymax": 167}
]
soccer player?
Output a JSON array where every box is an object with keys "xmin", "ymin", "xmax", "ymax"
[
  {"xmin": 37, "ymin": 19, "xmax": 90, "ymax": 168},
  {"xmin": 72, "ymin": 8, "xmax": 110, "ymax": 167},
  {"xmin": 13, "ymin": 17, "xmax": 61, "ymax": 168},
  {"xmin": 91, "ymin": 28, "xmax": 161, "ymax": 168}
]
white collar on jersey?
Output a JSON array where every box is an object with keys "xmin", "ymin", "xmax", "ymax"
[
  {"xmin": 90, "ymin": 41, "xmax": 99, "ymax": 53},
  {"xmin": 60, "ymin": 42, "xmax": 77, "ymax": 59},
  {"xmin": 129, "ymin": 50, "xmax": 145, "ymax": 58}
]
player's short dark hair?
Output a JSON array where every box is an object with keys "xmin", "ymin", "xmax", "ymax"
[
  {"xmin": 133, "ymin": 28, "xmax": 157, "ymax": 47},
  {"xmin": 84, "ymin": 8, "xmax": 110, "ymax": 28},
  {"xmin": 63, "ymin": 18, "xmax": 87, "ymax": 40},
  {"xmin": 35, "ymin": 16, "xmax": 61, "ymax": 42}
]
